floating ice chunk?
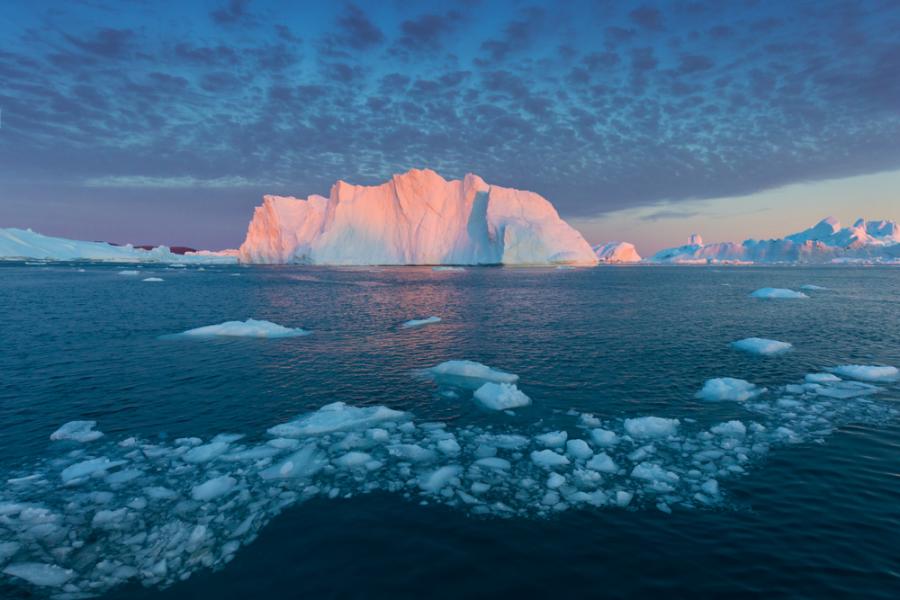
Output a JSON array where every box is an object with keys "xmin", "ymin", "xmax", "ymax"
[
  {"xmin": 3, "ymin": 562, "xmax": 74, "ymax": 587},
  {"xmin": 432, "ymin": 266, "xmax": 465, "ymax": 272},
  {"xmin": 388, "ymin": 444, "xmax": 436, "ymax": 463},
  {"xmin": 730, "ymin": 337, "xmax": 793, "ymax": 356},
  {"xmin": 268, "ymin": 402, "xmax": 408, "ymax": 437},
  {"xmin": 118, "ymin": 270, "xmax": 140, "ymax": 276},
  {"xmin": 710, "ymin": 421, "xmax": 747, "ymax": 437},
  {"xmin": 334, "ymin": 452, "xmax": 372, "ymax": 468},
  {"xmin": 536, "ymin": 431, "xmax": 568, "ymax": 448},
  {"xmin": 474, "ymin": 457, "xmax": 511, "ymax": 470},
  {"xmin": 831, "ymin": 364, "xmax": 899, "ymax": 382},
  {"xmin": 473, "ymin": 382, "xmax": 531, "ymax": 410},
  {"xmin": 530, "ymin": 450, "xmax": 570, "ymax": 468},
  {"xmin": 259, "ymin": 445, "xmax": 327, "ymax": 480},
  {"xmin": 426, "ymin": 360, "xmax": 519, "ymax": 388},
  {"xmin": 475, "ymin": 433, "xmax": 529, "ymax": 450},
  {"xmin": 437, "ymin": 439, "xmax": 461, "ymax": 454},
  {"xmin": 590, "ymin": 428, "xmax": 619, "ymax": 447},
  {"xmin": 50, "ymin": 420, "xmax": 103, "ymax": 443},
  {"xmin": 615, "ymin": 491, "xmax": 633, "ymax": 507},
  {"xmin": 183, "ymin": 441, "xmax": 229, "ymax": 463},
  {"xmin": 419, "ymin": 466, "xmax": 461, "ymax": 492},
  {"xmin": 547, "ymin": 473, "xmax": 566, "ymax": 489},
  {"xmin": 191, "ymin": 475, "xmax": 237, "ymax": 501},
  {"xmin": 701, "ymin": 479, "xmax": 719, "ymax": 496},
  {"xmin": 623, "ymin": 417, "xmax": 680, "ymax": 439},
  {"xmin": 750, "ymin": 287, "xmax": 808, "ymax": 299},
  {"xmin": 61, "ymin": 458, "xmax": 126, "ymax": 484},
  {"xmin": 401, "ymin": 316, "xmax": 441, "ymax": 328},
  {"xmin": 695, "ymin": 378, "xmax": 764, "ymax": 402},
  {"xmin": 142, "ymin": 277, "xmax": 164, "ymax": 282},
  {"xmin": 173, "ymin": 319, "xmax": 310, "ymax": 339},
  {"xmin": 105, "ymin": 469, "xmax": 144, "ymax": 484},
  {"xmin": 565, "ymin": 439, "xmax": 593, "ymax": 460},
  {"xmin": 799, "ymin": 284, "xmax": 827, "ymax": 291},
  {"xmin": 586, "ymin": 452, "xmax": 618, "ymax": 473},
  {"xmin": 805, "ymin": 373, "xmax": 840, "ymax": 384},
  {"xmin": 814, "ymin": 381, "xmax": 880, "ymax": 399},
  {"xmin": 144, "ymin": 486, "xmax": 177, "ymax": 500},
  {"xmin": 631, "ymin": 462, "xmax": 680, "ymax": 484}
]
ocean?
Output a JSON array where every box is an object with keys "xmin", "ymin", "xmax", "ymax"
[{"xmin": 1, "ymin": 263, "xmax": 898, "ymax": 598}]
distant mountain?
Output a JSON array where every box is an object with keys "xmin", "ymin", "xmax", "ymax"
[{"xmin": 648, "ymin": 217, "xmax": 900, "ymax": 264}]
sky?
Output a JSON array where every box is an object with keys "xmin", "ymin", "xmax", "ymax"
[{"xmin": 1, "ymin": 0, "xmax": 899, "ymax": 251}]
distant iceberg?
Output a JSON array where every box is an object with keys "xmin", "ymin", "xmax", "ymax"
[
  {"xmin": 238, "ymin": 169, "xmax": 598, "ymax": 266},
  {"xmin": 593, "ymin": 241, "xmax": 641, "ymax": 263},
  {"xmin": 647, "ymin": 217, "xmax": 900, "ymax": 264},
  {"xmin": 731, "ymin": 337, "xmax": 793, "ymax": 356},
  {"xmin": 0, "ymin": 228, "xmax": 237, "ymax": 264},
  {"xmin": 750, "ymin": 288, "xmax": 809, "ymax": 299}
]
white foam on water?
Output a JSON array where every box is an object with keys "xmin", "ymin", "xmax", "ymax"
[
  {"xmin": 730, "ymin": 338, "xmax": 793, "ymax": 356},
  {"xmin": 169, "ymin": 319, "xmax": 310, "ymax": 339},
  {"xmin": 0, "ymin": 373, "xmax": 896, "ymax": 597},
  {"xmin": 750, "ymin": 288, "xmax": 809, "ymax": 299}
]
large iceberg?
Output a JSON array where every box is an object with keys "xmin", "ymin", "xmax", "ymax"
[
  {"xmin": 238, "ymin": 169, "xmax": 598, "ymax": 266},
  {"xmin": 593, "ymin": 242, "xmax": 642, "ymax": 263},
  {"xmin": 0, "ymin": 228, "xmax": 238, "ymax": 264},
  {"xmin": 647, "ymin": 217, "xmax": 900, "ymax": 264}
]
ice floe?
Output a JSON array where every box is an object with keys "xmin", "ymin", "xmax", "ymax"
[
  {"xmin": 170, "ymin": 319, "xmax": 310, "ymax": 339},
  {"xmin": 473, "ymin": 383, "xmax": 531, "ymax": 411},
  {"xmin": 401, "ymin": 316, "xmax": 441, "ymax": 328},
  {"xmin": 730, "ymin": 337, "xmax": 793, "ymax": 356},
  {"xmin": 799, "ymin": 284, "xmax": 827, "ymax": 291},
  {"xmin": 831, "ymin": 364, "xmax": 899, "ymax": 382},
  {"xmin": 0, "ymin": 372, "xmax": 896, "ymax": 597},
  {"xmin": 423, "ymin": 360, "xmax": 519, "ymax": 389},
  {"xmin": 695, "ymin": 378, "xmax": 764, "ymax": 402},
  {"xmin": 142, "ymin": 277, "xmax": 164, "ymax": 282},
  {"xmin": 50, "ymin": 421, "xmax": 103, "ymax": 443},
  {"xmin": 750, "ymin": 288, "xmax": 809, "ymax": 299}
]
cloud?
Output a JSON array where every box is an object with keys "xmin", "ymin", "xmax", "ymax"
[
  {"xmin": 639, "ymin": 209, "xmax": 701, "ymax": 222},
  {"xmin": 64, "ymin": 28, "xmax": 135, "ymax": 58},
  {"xmin": 210, "ymin": 0, "xmax": 252, "ymax": 26},
  {"xmin": 629, "ymin": 6, "xmax": 664, "ymax": 31},
  {"xmin": 334, "ymin": 4, "xmax": 384, "ymax": 51},
  {"xmin": 396, "ymin": 11, "xmax": 464, "ymax": 53}
]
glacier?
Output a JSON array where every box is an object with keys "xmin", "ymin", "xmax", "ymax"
[
  {"xmin": 238, "ymin": 169, "xmax": 598, "ymax": 266},
  {"xmin": 647, "ymin": 217, "xmax": 900, "ymax": 264},
  {"xmin": 0, "ymin": 228, "xmax": 238, "ymax": 264}
]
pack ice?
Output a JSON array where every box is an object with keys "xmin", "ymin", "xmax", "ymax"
[
  {"xmin": 0, "ymin": 368, "xmax": 896, "ymax": 597},
  {"xmin": 238, "ymin": 169, "xmax": 598, "ymax": 266}
]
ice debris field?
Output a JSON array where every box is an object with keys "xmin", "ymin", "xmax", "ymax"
[{"xmin": 0, "ymin": 361, "xmax": 897, "ymax": 596}]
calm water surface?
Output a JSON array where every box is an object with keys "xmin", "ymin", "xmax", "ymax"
[{"xmin": 0, "ymin": 264, "xmax": 898, "ymax": 598}]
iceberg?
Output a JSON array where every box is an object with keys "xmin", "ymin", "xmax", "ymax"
[
  {"xmin": 172, "ymin": 319, "xmax": 310, "ymax": 339},
  {"xmin": 238, "ymin": 169, "xmax": 598, "ymax": 266},
  {"xmin": 647, "ymin": 217, "xmax": 900, "ymax": 264},
  {"xmin": 401, "ymin": 316, "xmax": 441, "ymax": 329},
  {"xmin": 0, "ymin": 228, "xmax": 237, "ymax": 264},
  {"xmin": 593, "ymin": 242, "xmax": 642, "ymax": 263},
  {"xmin": 730, "ymin": 338, "xmax": 793, "ymax": 356}
]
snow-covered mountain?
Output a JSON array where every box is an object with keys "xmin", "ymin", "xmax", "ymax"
[
  {"xmin": 0, "ymin": 228, "xmax": 238, "ymax": 264},
  {"xmin": 238, "ymin": 169, "xmax": 598, "ymax": 266},
  {"xmin": 648, "ymin": 217, "xmax": 900, "ymax": 264},
  {"xmin": 593, "ymin": 242, "xmax": 642, "ymax": 263}
]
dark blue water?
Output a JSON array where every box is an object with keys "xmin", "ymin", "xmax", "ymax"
[{"xmin": 1, "ymin": 263, "xmax": 898, "ymax": 598}]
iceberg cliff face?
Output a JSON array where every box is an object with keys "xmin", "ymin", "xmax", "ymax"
[
  {"xmin": 593, "ymin": 242, "xmax": 642, "ymax": 263},
  {"xmin": 239, "ymin": 169, "xmax": 598, "ymax": 266},
  {"xmin": 648, "ymin": 217, "xmax": 900, "ymax": 264}
]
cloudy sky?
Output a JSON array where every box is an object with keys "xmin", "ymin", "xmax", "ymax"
[{"xmin": 2, "ymin": 0, "xmax": 899, "ymax": 251}]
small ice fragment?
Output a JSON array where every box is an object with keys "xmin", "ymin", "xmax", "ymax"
[
  {"xmin": 268, "ymin": 402, "xmax": 408, "ymax": 437},
  {"xmin": 191, "ymin": 475, "xmax": 237, "ymax": 501},
  {"xmin": 695, "ymin": 378, "xmax": 763, "ymax": 402},
  {"xmin": 183, "ymin": 441, "xmax": 230, "ymax": 463},
  {"xmin": 474, "ymin": 457, "xmax": 512, "ymax": 470},
  {"xmin": 401, "ymin": 316, "xmax": 441, "ymax": 328},
  {"xmin": 334, "ymin": 451, "xmax": 372, "ymax": 468},
  {"xmin": 3, "ymin": 563, "xmax": 74, "ymax": 587},
  {"xmin": 50, "ymin": 420, "xmax": 103, "ymax": 443},
  {"xmin": 530, "ymin": 450, "xmax": 570, "ymax": 468},
  {"xmin": 730, "ymin": 337, "xmax": 792, "ymax": 356},
  {"xmin": 118, "ymin": 270, "xmax": 140, "ymax": 276},
  {"xmin": 473, "ymin": 382, "xmax": 531, "ymax": 410},
  {"xmin": 831, "ymin": 364, "xmax": 898, "ymax": 383},
  {"xmin": 623, "ymin": 416, "xmax": 680, "ymax": 439},
  {"xmin": 799, "ymin": 284, "xmax": 827, "ymax": 291},
  {"xmin": 805, "ymin": 372, "xmax": 841, "ymax": 384},
  {"xmin": 565, "ymin": 439, "xmax": 593, "ymax": 460},
  {"xmin": 750, "ymin": 288, "xmax": 808, "ymax": 299},
  {"xmin": 615, "ymin": 491, "xmax": 633, "ymax": 507},
  {"xmin": 142, "ymin": 277, "xmax": 164, "ymax": 282},
  {"xmin": 590, "ymin": 428, "xmax": 619, "ymax": 447},
  {"xmin": 419, "ymin": 466, "xmax": 461, "ymax": 492},
  {"xmin": 710, "ymin": 421, "xmax": 747, "ymax": 437},
  {"xmin": 535, "ymin": 431, "xmax": 567, "ymax": 448},
  {"xmin": 586, "ymin": 452, "xmax": 618, "ymax": 473},
  {"xmin": 547, "ymin": 473, "xmax": 566, "ymax": 489}
]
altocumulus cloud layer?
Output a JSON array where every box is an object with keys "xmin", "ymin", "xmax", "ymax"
[{"xmin": 1, "ymin": 0, "xmax": 899, "ymax": 246}]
